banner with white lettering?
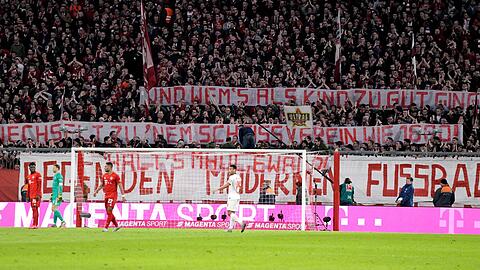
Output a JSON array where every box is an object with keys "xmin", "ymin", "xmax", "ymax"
[
  {"xmin": 146, "ymin": 86, "xmax": 480, "ymax": 109},
  {"xmin": 18, "ymin": 153, "xmax": 480, "ymax": 206},
  {"xmin": 0, "ymin": 121, "xmax": 463, "ymax": 145},
  {"xmin": 2, "ymin": 202, "xmax": 480, "ymax": 233},
  {"xmin": 284, "ymin": 106, "xmax": 313, "ymax": 128}
]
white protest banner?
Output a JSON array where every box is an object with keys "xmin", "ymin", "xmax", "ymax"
[
  {"xmin": 338, "ymin": 156, "xmax": 480, "ymax": 206},
  {"xmin": 0, "ymin": 121, "xmax": 463, "ymax": 145},
  {"xmin": 18, "ymin": 154, "xmax": 480, "ymax": 206},
  {"xmin": 146, "ymin": 86, "xmax": 480, "ymax": 109}
]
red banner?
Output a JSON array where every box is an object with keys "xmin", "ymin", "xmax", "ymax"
[
  {"xmin": 0, "ymin": 169, "xmax": 20, "ymax": 201},
  {"xmin": 18, "ymin": 153, "xmax": 480, "ymax": 206},
  {"xmin": 0, "ymin": 121, "xmax": 463, "ymax": 145}
]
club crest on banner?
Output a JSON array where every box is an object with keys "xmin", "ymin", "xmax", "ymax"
[{"xmin": 284, "ymin": 106, "xmax": 313, "ymax": 128}]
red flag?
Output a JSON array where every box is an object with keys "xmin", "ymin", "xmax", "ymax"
[
  {"xmin": 141, "ymin": 0, "xmax": 156, "ymax": 95},
  {"xmin": 334, "ymin": 10, "xmax": 341, "ymax": 83}
]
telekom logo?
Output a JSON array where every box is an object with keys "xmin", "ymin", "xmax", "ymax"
[
  {"xmin": 439, "ymin": 208, "xmax": 464, "ymax": 234},
  {"xmin": 325, "ymin": 206, "xmax": 349, "ymax": 225},
  {"xmin": 0, "ymin": 202, "xmax": 8, "ymax": 221},
  {"xmin": 324, "ymin": 206, "xmax": 383, "ymax": 227}
]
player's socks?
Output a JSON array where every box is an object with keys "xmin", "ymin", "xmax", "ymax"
[
  {"xmin": 53, "ymin": 211, "xmax": 58, "ymax": 224},
  {"xmin": 105, "ymin": 213, "xmax": 113, "ymax": 229},
  {"xmin": 241, "ymin": 223, "xmax": 247, "ymax": 233},
  {"xmin": 36, "ymin": 209, "xmax": 39, "ymax": 227},
  {"xmin": 33, "ymin": 207, "xmax": 39, "ymax": 227},
  {"xmin": 32, "ymin": 208, "xmax": 36, "ymax": 227},
  {"xmin": 54, "ymin": 210, "xmax": 64, "ymax": 222},
  {"xmin": 111, "ymin": 216, "xmax": 118, "ymax": 227},
  {"xmin": 228, "ymin": 216, "xmax": 235, "ymax": 229},
  {"xmin": 231, "ymin": 213, "xmax": 243, "ymax": 226}
]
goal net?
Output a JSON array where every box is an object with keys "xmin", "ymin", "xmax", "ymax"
[{"xmin": 70, "ymin": 148, "xmax": 328, "ymax": 231}]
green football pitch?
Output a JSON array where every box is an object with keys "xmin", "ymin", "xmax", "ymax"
[{"xmin": 0, "ymin": 228, "xmax": 478, "ymax": 270}]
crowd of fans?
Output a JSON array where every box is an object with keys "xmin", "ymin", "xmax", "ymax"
[{"xmin": 0, "ymin": 0, "xmax": 480, "ymax": 167}]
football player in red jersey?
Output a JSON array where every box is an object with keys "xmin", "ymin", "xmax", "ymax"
[
  {"xmin": 27, "ymin": 162, "xmax": 42, "ymax": 229},
  {"xmin": 93, "ymin": 162, "xmax": 126, "ymax": 232}
]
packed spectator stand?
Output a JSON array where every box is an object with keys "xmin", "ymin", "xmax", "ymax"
[{"xmin": 0, "ymin": 0, "xmax": 479, "ymax": 167}]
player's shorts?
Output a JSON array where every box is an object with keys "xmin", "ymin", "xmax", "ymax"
[
  {"xmin": 51, "ymin": 196, "xmax": 62, "ymax": 207},
  {"xmin": 105, "ymin": 197, "xmax": 117, "ymax": 209},
  {"xmin": 30, "ymin": 198, "xmax": 39, "ymax": 208},
  {"xmin": 227, "ymin": 199, "xmax": 240, "ymax": 212}
]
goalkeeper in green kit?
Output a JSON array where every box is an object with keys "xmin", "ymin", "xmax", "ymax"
[{"xmin": 51, "ymin": 164, "xmax": 66, "ymax": 228}]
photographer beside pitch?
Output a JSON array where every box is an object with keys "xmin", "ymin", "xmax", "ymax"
[
  {"xmin": 213, "ymin": 164, "xmax": 247, "ymax": 233},
  {"xmin": 433, "ymin": 179, "xmax": 455, "ymax": 207},
  {"xmin": 340, "ymin": 178, "xmax": 356, "ymax": 206},
  {"xmin": 396, "ymin": 177, "xmax": 414, "ymax": 207}
]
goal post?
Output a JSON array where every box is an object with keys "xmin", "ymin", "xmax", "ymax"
[
  {"xmin": 16, "ymin": 147, "xmax": 480, "ymax": 230},
  {"xmin": 333, "ymin": 149, "xmax": 340, "ymax": 231},
  {"xmin": 69, "ymin": 148, "xmax": 76, "ymax": 228},
  {"xmin": 70, "ymin": 147, "xmax": 321, "ymax": 231},
  {"xmin": 301, "ymin": 149, "xmax": 307, "ymax": 231}
]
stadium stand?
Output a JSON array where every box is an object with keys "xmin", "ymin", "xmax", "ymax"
[{"xmin": 0, "ymin": 0, "xmax": 479, "ymax": 158}]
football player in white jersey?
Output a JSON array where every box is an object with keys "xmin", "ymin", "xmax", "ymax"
[{"xmin": 213, "ymin": 164, "xmax": 247, "ymax": 232}]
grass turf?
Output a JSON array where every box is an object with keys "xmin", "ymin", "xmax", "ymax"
[{"xmin": 0, "ymin": 228, "xmax": 478, "ymax": 270}]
